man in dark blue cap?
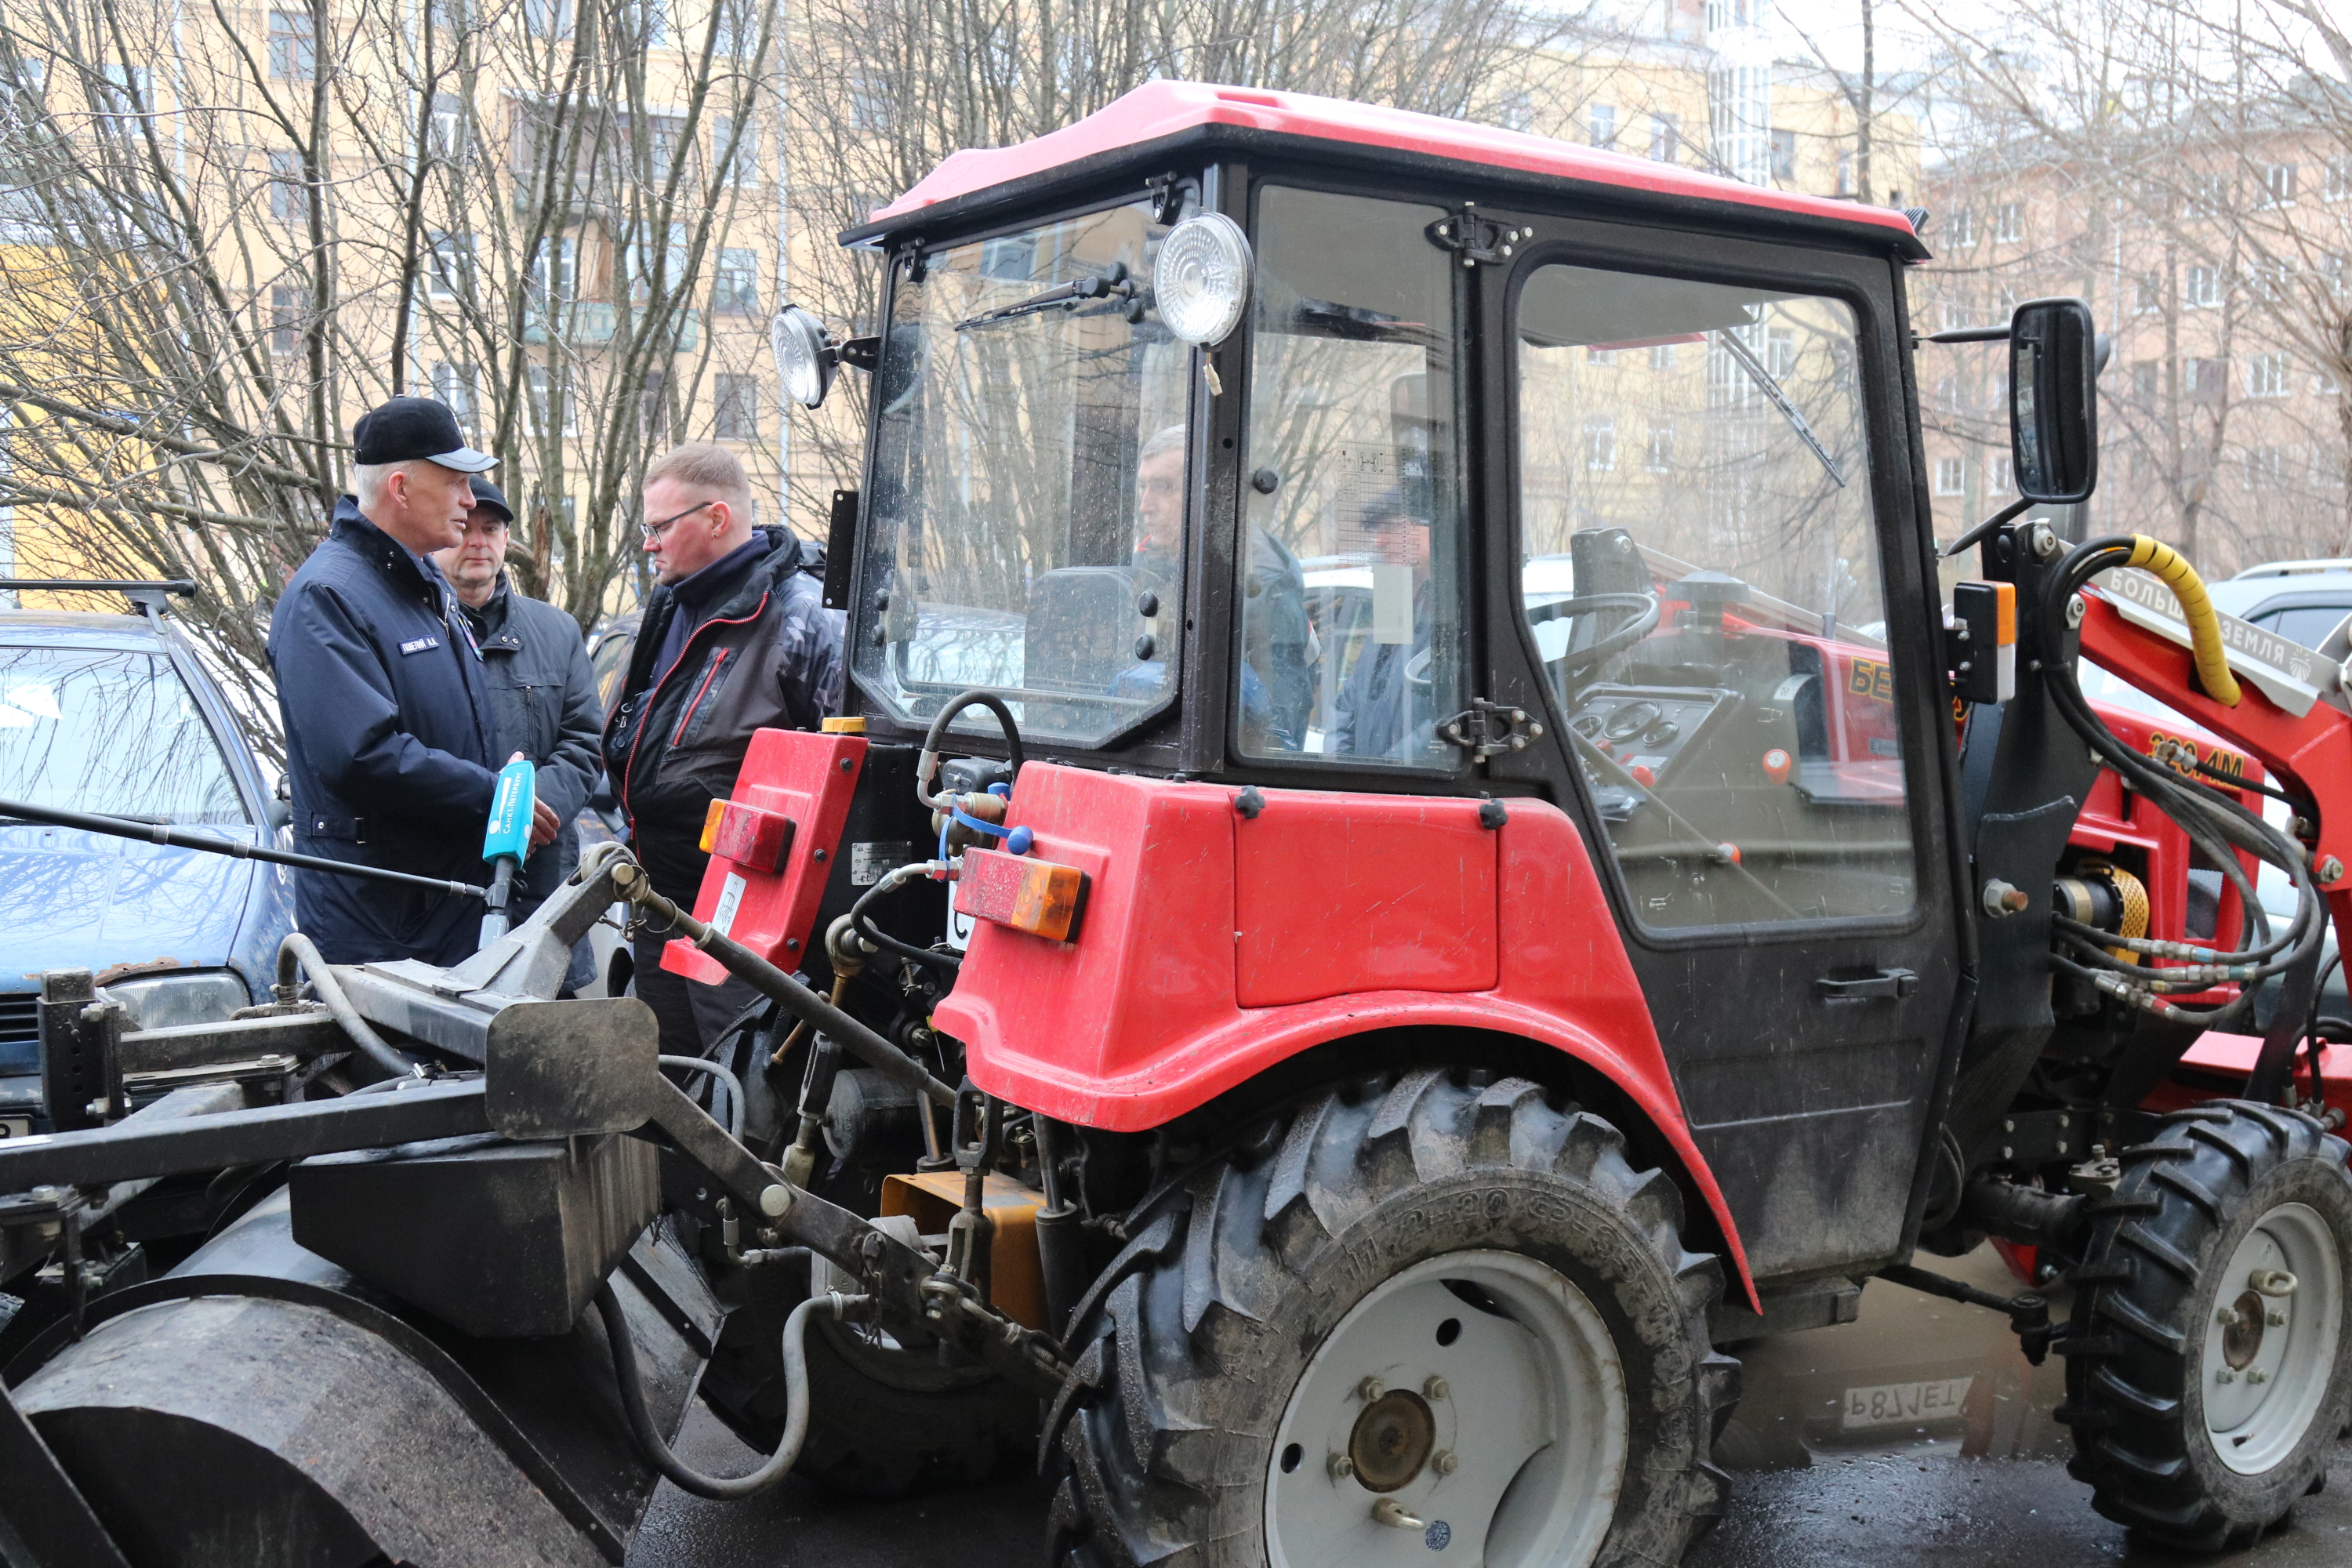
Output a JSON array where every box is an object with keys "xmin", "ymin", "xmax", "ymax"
[
  {"xmin": 267, "ymin": 397, "xmax": 558, "ymax": 965},
  {"xmin": 434, "ymin": 477, "xmax": 602, "ymax": 990}
]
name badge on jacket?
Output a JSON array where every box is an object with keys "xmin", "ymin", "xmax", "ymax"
[{"xmin": 398, "ymin": 636, "xmax": 443, "ymax": 655}]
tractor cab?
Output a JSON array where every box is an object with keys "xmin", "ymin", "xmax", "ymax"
[{"xmin": 805, "ymin": 82, "xmax": 1966, "ymax": 1288}]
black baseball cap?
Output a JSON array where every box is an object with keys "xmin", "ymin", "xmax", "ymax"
[
  {"xmin": 352, "ymin": 397, "xmax": 497, "ymax": 473},
  {"xmin": 467, "ymin": 478, "xmax": 514, "ymax": 524}
]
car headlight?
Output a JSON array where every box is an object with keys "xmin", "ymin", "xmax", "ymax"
[
  {"xmin": 1156, "ymin": 213, "xmax": 1253, "ymax": 347},
  {"xmin": 100, "ymin": 969, "xmax": 251, "ymax": 1031}
]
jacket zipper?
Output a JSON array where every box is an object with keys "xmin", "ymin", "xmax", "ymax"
[
  {"xmin": 670, "ymin": 648, "xmax": 732, "ymax": 746},
  {"xmin": 613, "ymin": 590, "xmax": 771, "ymax": 822}
]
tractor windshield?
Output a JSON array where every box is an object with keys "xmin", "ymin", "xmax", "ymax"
[{"xmin": 855, "ymin": 198, "xmax": 1193, "ymax": 745}]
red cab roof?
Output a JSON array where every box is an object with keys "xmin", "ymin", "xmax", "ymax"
[{"xmin": 858, "ymin": 79, "xmax": 1925, "ymax": 255}]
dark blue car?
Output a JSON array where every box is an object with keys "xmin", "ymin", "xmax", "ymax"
[{"xmin": 0, "ymin": 594, "xmax": 292, "ymax": 1133}]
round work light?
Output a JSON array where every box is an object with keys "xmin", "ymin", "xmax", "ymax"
[
  {"xmin": 1156, "ymin": 213, "xmax": 1253, "ymax": 348},
  {"xmin": 771, "ymin": 306, "xmax": 835, "ymax": 408}
]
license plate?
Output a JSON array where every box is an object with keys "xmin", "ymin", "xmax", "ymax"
[{"xmin": 1840, "ymin": 1375, "xmax": 1973, "ymax": 1429}]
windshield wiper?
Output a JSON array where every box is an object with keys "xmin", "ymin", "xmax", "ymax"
[
  {"xmin": 1712, "ymin": 329, "xmax": 1847, "ymax": 488},
  {"xmin": 956, "ymin": 264, "xmax": 1138, "ymax": 332}
]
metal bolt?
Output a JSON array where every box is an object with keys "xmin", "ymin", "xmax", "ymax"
[
  {"xmin": 2218, "ymin": 1367, "xmax": 2238, "ymax": 1383},
  {"xmin": 1329, "ymin": 1454, "xmax": 1355, "ymax": 1480},
  {"xmin": 2217, "ymin": 1306, "xmax": 2242, "ymax": 1327},
  {"xmin": 2321, "ymin": 857, "xmax": 2345, "ymax": 885},
  {"xmin": 1356, "ymin": 1377, "xmax": 1385, "ymax": 1401},
  {"xmin": 2267, "ymin": 1308, "xmax": 2288, "ymax": 1327},
  {"xmin": 1982, "ymin": 879, "xmax": 2029, "ymax": 917},
  {"xmin": 1425, "ymin": 1376, "xmax": 1449, "ymax": 1401},
  {"xmin": 2067, "ymin": 594, "xmax": 2088, "ymax": 627},
  {"xmin": 2058, "ymin": 1114, "xmax": 2071, "ymax": 1128},
  {"xmin": 2031, "ymin": 523, "xmax": 2061, "ymax": 560},
  {"xmin": 2003, "ymin": 1119, "xmax": 2016, "ymax": 1133},
  {"xmin": 1434, "ymin": 1450, "xmax": 1459, "ymax": 1475},
  {"xmin": 2249, "ymin": 1369, "xmax": 2270, "ymax": 1385},
  {"xmin": 758, "ymin": 1184, "xmax": 793, "ymax": 1218}
]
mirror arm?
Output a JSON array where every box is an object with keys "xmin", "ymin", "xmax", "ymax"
[{"xmin": 1940, "ymin": 496, "xmax": 2034, "ymax": 560}]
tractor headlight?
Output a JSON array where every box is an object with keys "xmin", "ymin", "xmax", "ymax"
[
  {"xmin": 771, "ymin": 305, "xmax": 837, "ymax": 408},
  {"xmin": 1156, "ymin": 213, "xmax": 1252, "ymax": 348},
  {"xmin": 100, "ymin": 969, "xmax": 251, "ymax": 1031}
]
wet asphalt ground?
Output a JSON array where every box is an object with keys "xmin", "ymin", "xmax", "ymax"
[{"xmin": 627, "ymin": 1245, "xmax": 2352, "ymax": 1568}]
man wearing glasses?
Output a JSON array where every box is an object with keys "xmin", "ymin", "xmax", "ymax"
[{"xmin": 601, "ymin": 443, "xmax": 844, "ymax": 1060}]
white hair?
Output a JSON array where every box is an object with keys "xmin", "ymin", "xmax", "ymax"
[
  {"xmin": 352, "ymin": 459, "xmax": 416, "ymax": 510},
  {"xmin": 1138, "ymin": 424, "xmax": 1187, "ymax": 463}
]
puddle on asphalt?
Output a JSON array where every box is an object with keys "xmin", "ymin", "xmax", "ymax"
[{"xmin": 1714, "ymin": 1243, "xmax": 2074, "ymax": 1473}]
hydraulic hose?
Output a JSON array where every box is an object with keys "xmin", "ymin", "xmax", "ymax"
[
  {"xmin": 660, "ymin": 1054, "xmax": 745, "ymax": 1139},
  {"xmin": 278, "ymin": 932, "xmax": 424, "ymax": 1080},
  {"xmin": 849, "ymin": 861, "xmax": 962, "ymax": 976},
  {"xmin": 595, "ymin": 1282, "xmax": 868, "ymax": 1500},
  {"xmin": 914, "ymin": 689, "xmax": 1025, "ymax": 810},
  {"xmin": 2042, "ymin": 534, "xmax": 2323, "ymax": 1027}
]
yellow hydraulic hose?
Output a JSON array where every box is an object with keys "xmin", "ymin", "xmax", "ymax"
[{"xmin": 2125, "ymin": 535, "xmax": 2241, "ymax": 707}]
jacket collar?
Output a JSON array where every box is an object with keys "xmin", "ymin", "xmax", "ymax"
[{"xmin": 331, "ymin": 495, "xmax": 456, "ymax": 604}]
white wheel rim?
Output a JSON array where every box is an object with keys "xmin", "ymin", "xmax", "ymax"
[
  {"xmin": 1265, "ymin": 1250, "xmax": 1628, "ymax": 1568},
  {"xmin": 2202, "ymin": 1200, "xmax": 2342, "ymax": 1475}
]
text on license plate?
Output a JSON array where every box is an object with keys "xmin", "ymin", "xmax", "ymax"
[{"xmin": 1840, "ymin": 1376, "xmax": 1973, "ymax": 1428}]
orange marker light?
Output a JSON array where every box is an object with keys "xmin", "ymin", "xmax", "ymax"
[
  {"xmin": 698, "ymin": 798, "xmax": 728, "ymax": 854},
  {"xmin": 1762, "ymin": 748, "xmax": 1792, "ymax": 785},
  {"xmin": 956, "ymin": 848, "xmax": 1089, "ymax": 944}
]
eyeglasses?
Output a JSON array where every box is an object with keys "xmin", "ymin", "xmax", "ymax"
[{"xmin": 641, "ymin": 499, "xmax": 713, "ymax": 544}]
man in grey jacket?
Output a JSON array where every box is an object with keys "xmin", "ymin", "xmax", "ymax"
[{"xmin": 435, "ymin": 479, "xmax": 604, "ymax": 990}]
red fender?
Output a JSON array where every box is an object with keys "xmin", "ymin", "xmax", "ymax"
[{"xmin": 935, "ymin": 764, "xmax": 1761, "ymax": 1312}]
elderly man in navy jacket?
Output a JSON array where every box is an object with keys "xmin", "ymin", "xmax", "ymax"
[{"xmin": 267, "ymin": 398, "xmax": 557, "ymax": 964}]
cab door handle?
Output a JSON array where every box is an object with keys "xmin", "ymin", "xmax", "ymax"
[{"xmin": 1816, "ymin": 967, "xmax": 1919, "ymax": 1001}]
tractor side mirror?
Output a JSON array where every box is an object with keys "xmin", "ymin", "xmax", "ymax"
[{"xmin": 2009, "ymin": 297, "xmax": 2098, "ymax": 505}]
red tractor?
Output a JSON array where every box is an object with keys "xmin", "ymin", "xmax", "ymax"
[{"xmin": 5, "ymin": 81, "xmax": 2350, "ymax": 1568}]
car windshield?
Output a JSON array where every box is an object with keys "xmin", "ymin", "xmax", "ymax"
[
  {"xmin": 856, "ymin": 197, "xmax": 1193, "ymax": 745},
  {"xmin": 0, "ymin": 646, "xmax": 247, "ymax": 824}
]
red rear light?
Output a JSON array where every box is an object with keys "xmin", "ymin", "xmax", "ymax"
[{"xmin": 957, "ymin": 848, "xmax": 1088, "ymax": 943}]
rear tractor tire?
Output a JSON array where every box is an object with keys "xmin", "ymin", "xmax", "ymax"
[
  {"xmin": 1046, "ymin": 1069, "xmax": 1739, "ymax": 1568},
  {"xmin": 2061, "ymin": 1101, "xmax": 2352, "ymax": 1549}
]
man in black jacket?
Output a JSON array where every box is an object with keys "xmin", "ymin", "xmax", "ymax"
[
  {"xmin": 434, "ymin": 479, "xmax": 603, "ymax": 989},
  {"xmin": 268, "ymin": 398, "xmax": 558, "ymax": 965},
  {"xmin": 601, "ymin": 443, "xmax": 844, "ymax": 1056}
]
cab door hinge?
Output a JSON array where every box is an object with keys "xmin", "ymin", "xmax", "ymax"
[
  {"xmin": 1425, "ymin": 203, "xmax": 1525, "ymax": 267},
  {"xmin": 1441, "ymin": 698, "xmax": 1544, "ymax": 762}
]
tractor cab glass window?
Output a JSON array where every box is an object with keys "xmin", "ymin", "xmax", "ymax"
[
  {"xmin": 1515, "ymin": 263, "xmax": 1915, "ymax": 929},
  {"xmin": 0, "ymin": 647, "xmax": 246, "ymax": 823},
  {"xmin": 856, "ymin": 197, "xmax": 1192, "ymax": 745},
  {"xmin": 1236, "ymin": 186, "xmax": 1464, "ymax": 767}
]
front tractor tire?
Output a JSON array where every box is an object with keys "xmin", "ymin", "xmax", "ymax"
[
  {"xmin": 2063, "ymin": 1102, "xmax": 2352, "ymax": 1549},
  {"xmin": 1047, "ymin": 1069, "xmax": 1738, "ymax": 1568}
]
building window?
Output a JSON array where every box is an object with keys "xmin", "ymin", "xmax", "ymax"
[
  {"xmin": 2330, "ymin": 160, "xmax": 2352, "ymax": 201},
  {"xmin": 1993, "ymin": 201, "xmax": 2024, "ymax": 243},
  {"xmin": 2245, "ymin": 446, "xmax": 2291, "ymax": 486},
  {"xmin": 1988, "ymin": 453, "xmax": 2013, "ymax": 494},
  {"xmin": 1582, "ymin": 415, "xmax": 1615, "ymax": 472},
  {"xmin": 426, "ymin": 230, "xmax": 471, "ymax": 300},
  {"xmin": 641, "ymin": 369, "xmax": 670, "ymax": 444},
  {"xmin": 713, "ymin": 373, "xmax": 760, "ymax": 441},
  {"xmin": 2262, "ymin": 163, "xmax": 2296, "ymax": 207},
  {"xmin": 528, "ymin": 363, "xmax": 577, "ymax": 437},
  {"xmin": 268, "ymin": 150, "xmax": 303, "ymax": 223},
  {"xmin": 528, "ymin": 235, "xmax": 577, "ymax": 314},
  {"xmin": 268, "ymin": 12, "xmax": 315, "ymax": 80},
  {"xmin": 1835, "ymin": 149, "xmax": 1853, "ymax": 196},
  {"xmin": 1648, "ymin": 113, "xmax": 1679, "ymax": 162},
  {"xmin": 270, "ymin": 287, "xmax": 303, "ymax": 356},
  {"xmin": 2129, "ymin": 360, "xmax": 2161, "ymax": 400},
  {"xmin": 2132, "ymin": 273, "xmax": 2162, "ymax": 314},
  {"xmin": 1588, "ymin": 103, "xmax": 1616, "ymax": 149},
  {"xmin": 1587, "ymin": 346, "xmax": 1616, "ymax": 366},
  {"xmin": 713, "ymin": 116, "xmax": 758, "ymax": 187},
  {"xmin": 1769, "ymin": 127, "xmax": 1796, "ymax": 182},
  {"xmin": 1934, "ymin": 375, "xmax": 1959, "ymax": 412},
  {"xmin": 2187, "ymin": 357, "xmax": 2227, "ymax": 402},
  {"xmin": 432, "ymin": 362, "xmax": 477, "ymax": 432},
  {"xmin": 430, "ymin": 93, "xmax": 466, "ymax": 158},
  {"xmin": 2186, "ymin": 264, "xmax": 2223, "ymax": 308},
  {"xmin": 1933, "ymin": 456, "xmax": 1965, "ymax": 495},
  {"xmin": 713, "ymin": 0, "xmax": 762, "ymax": 56},
  {"xmin": 2248, "ymin": 352, "xmax": 2291, "ymax": 398},
  {"xmin": 713, "ymin": 248, "xmax": 758, "ymax": 314},
  {"xmin": 1646, "ymin": 419, "xmax": 1674, "ymax": 472},
  {"xmin": 1767, "ymin": 325, "xmax": 1795, "ymax": 378},
  {"xmin": 524, "ymin": 0, "xmax": 571, "ymax": 38},
  {"xmin": 1649, "ymin": 341, "xmax": 1676, "ymax": 370},
  {"xmin": 1944, "ymin": 209, "xmax": 1974, "ymax": 247}
]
